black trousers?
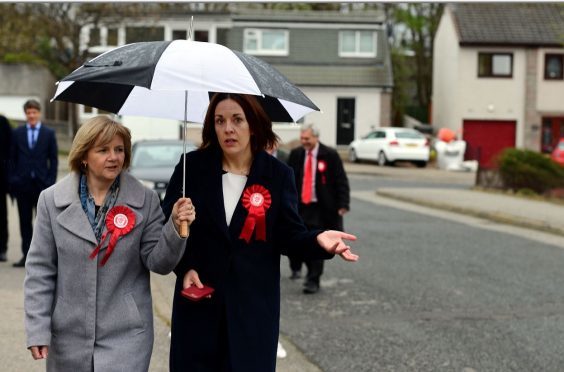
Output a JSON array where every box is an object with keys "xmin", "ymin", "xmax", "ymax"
[
  {"xmin": 15, "ymin": 182, "xmax": 42, "ymax": 259},
  {"xmin": 0, "ymin": 190, "xmax": 7, "ymax": 255},
  {"xmin": 289, "ymin": 203, "xmax": 324, "ymax": 285}
]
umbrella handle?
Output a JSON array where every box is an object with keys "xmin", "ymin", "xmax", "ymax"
[{"xmin": 180, "ymin": 220, "xmax": 189, "ymax": 238}]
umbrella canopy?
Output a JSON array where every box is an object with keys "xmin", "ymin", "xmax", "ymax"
[{"xmin": 52, "ymin": 40, "xmax": 319, "ymax": 123}]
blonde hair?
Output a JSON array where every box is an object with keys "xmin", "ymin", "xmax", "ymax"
[{"xmin": 68, "ymin": 115, "xmax": 132, "ymax": 173}]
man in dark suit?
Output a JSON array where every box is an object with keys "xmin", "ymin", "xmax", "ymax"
[
  {"xmin": 288, "ymin": 123, "xmax": 350, "ymax": 294},
  {"xmin": 0, "ymin": 115, "xmax": 11, "ymax": 262},
  {"xmin": 9, "ymin": 99, "xmax": 58, "ymax": 267}
]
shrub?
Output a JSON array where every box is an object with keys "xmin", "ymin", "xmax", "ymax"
[{"xmin": 497, "ymin": 148, "xmax": 564, "ymax": 194}]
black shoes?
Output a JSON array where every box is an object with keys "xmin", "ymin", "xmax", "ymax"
[
  {"xmin": 290, "ymin": 271, "xmax": 301, "ymax": 280},
  {"xmin": 12, "ymin": 257, "xmax": 26, "ymax": 267},
  {"xmin": 303, "ymin": 281, "xmax": 319, "ymax": 294},
  {"xmin": 0, "ymin": 252, "xmax": 6, "ymax": 262}
]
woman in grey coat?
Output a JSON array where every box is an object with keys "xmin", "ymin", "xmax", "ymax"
[{"xmin": 24, "ymin": 115, "xmax": 195, "ymax": 371}]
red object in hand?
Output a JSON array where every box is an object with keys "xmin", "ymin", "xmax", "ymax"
[{"xmin": 180, "ymin": 285, "xmax": 215, "ymax": 301}]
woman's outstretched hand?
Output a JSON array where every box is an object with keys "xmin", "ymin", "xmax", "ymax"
[{"xmin": 316, "ymin": 230, "xmax": 359, "ymax": 262}]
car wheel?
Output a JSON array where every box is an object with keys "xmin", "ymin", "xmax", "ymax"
[
  {"xmin": 349, "ymin": 148, "xmax": 359, "ymax": 163},
  {"xmin": 415, "ymin": 161, "xmax": 427, "ymax": 168},
  {"xmin": 377, "ymin": 151, "xmax": 388, "ymax": 167}
]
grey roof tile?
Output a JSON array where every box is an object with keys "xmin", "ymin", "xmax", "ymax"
[{"xmin": 452, "ymin": 3, "xmax": 564, "ymax": 46}]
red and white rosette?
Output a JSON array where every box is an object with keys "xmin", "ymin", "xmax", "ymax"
[
  {"xmin": 239, "ymin": 184, "xmax": 272, "ymax": 243},
  {"xmin": 89, "ymin": 205, "xmax": 136, "ymax": 266},
  {"xmin": 318, "ymin": 160, "xmax": 327, "ymax": 184}
]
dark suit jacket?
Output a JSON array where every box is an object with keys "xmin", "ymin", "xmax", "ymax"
[
  {"xmin": 9, "ymin": 124, "xmax": 58, "ymax": 193},
  {"xmin": 0, "ymin": 116, "xmax": 11, "ymax": 193},
  {"xmin": 288, "ymin": 142, "xmax": 350, "ymax": 230},
  {"xmin": 162, "ymin": 147, "xmax": 331, "ymax": 372}
]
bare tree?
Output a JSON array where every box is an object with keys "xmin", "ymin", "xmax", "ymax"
[{"xmin": 384, "ymin": 3, "xmax": 444, "ymax": 124}]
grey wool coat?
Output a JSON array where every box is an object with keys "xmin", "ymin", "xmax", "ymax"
[{"xmin": 24, "ymin": 172, "xmax": 186, "ymax": 372}]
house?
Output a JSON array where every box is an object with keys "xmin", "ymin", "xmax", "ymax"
[
  {"xmin": 78, "ymin": 7, "xmax": 393, "ymax": 146},
  {"xmin": 0, "ymin": 64, "xmax": 56, "ymax": 121},
  {"xmin": 432, "ymin": 3, "xmax": 564, "ymax": 167}
]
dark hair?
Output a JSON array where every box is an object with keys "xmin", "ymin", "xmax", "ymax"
[
  {"xmin": 23, "ymin": 99, "xmax": 41, "ymax": 112},
  {"xmin": 200, "ymin": 93, "xmax": 279, "ymax": 154}
]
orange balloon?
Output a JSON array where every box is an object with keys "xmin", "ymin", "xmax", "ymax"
[{"xmin": 438, "ymin": 128, "xmax": 456, "ymax": 142}]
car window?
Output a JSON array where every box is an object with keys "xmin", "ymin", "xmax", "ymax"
[
  {"xmin": 376, "ymin": 131, "xmax": 386, "ymax": 138},
  {"xmin": 132, "ymin": 143, "xmax": 188, "ymax": 168},
  {"xmin": 365, "ymin": 132, "xmax": 377, "ymax": 139},
  {"xmin": 558, "ymin": 142, "xmax": 564, "ymax": 150},
  {"xmin": 395, "ymin": 131, "xmax": 425, "ymax": 139}
]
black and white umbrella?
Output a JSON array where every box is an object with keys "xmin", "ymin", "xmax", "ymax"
[
  {"xmin": 53, "ymin": 39, "xmax": 320, "ymax": 237},
  {"xmin": 52, "ymin": 40, "xmax": 319, "ymax": 123}
]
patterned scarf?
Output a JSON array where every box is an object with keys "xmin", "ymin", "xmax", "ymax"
[{"xmin": 79, "ymin": 173, "xmax": 121, "ymax": 242}]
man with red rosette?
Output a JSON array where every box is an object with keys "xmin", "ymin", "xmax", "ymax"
[{"xmin": 288, "ymin": 123, "xmax": 350, "ymax": 294}]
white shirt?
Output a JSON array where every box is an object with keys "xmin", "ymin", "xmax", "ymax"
[{"xmin": 222, "ymin": 172, "xmax": 247, "ymax": 226}]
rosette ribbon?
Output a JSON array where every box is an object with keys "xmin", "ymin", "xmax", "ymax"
[
  {"xmin": 318, "ymin": 160, "xmax": 327, "ymax": 184},
  {"xmin": 239, "ymin": 184, "xmax": 272, "ymax": 243},
  {"xmin": 89, "ymin": 205, "xmax": 136, "ymax": 266}
]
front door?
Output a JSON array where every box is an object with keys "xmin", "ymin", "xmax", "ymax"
[
  {"xmin": 541, "ymin": 117, "xmax": 564, "ymax": 153},
  {"xmin": 336, "ymin": 98, "xmax": 355, "ymax": 145}
]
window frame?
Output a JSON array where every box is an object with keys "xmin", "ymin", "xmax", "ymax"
[
  {"xmin": 338, "ymin": 30, "xmax": 377, "ymax": 58},
  {"xmin": 125, "ymin": 26, "xmax": 165, "ymax": 44},
  {"xmin": 544, "ymin": 53, "xmax": 564, "ymax": 80},
  {"xmin": 477, "ymin": 52, "xmax": 513, "ymax": 78},
  {"xmin": 243, "ymin": 28, "xmax": 289, "ymax": 56}
]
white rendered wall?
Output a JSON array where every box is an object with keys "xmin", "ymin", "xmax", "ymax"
[
  {"xmin": 536, "ymin": 48, "xmax": 564, "ymax": 112},
  {"xmin": 456, "ymin": 47, "xmax": 525, "ymax": 146},
  {"xmin": 299, "ymin": 86, "xmax": 382, "ymax": 147},
  {"xmin": 0, "ymin": 96, "xmax": 41, "ymax": 121},
  {"xmin": 432, "ymin": 7, "xmax": 460, "ymax": 132}
]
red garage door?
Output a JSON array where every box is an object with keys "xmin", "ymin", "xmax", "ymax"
[{"xmin": 463, "ymin": 120, "xmax": 516, "ymax": 168}]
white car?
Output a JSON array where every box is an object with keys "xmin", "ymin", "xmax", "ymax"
[{"xmin": 348, "ymin": 127, "xmax": 430, "ymax": 167}]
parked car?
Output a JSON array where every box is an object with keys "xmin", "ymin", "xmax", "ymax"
[
  {"xmin": 129, "ymin": 139, "xmax": 197, "ymax": 201},
  {"xmin": 348, "ymin": 127, "xmax": 430, "ymax": 167},
  {"xmin": 551, "ymin": 138, "xmax": 564, "ymax": 166}
]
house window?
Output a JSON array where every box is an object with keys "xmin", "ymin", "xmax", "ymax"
[
  {"xmin": 172, "ymin": 30, "xmax": 187, "ymax": 40},
  {"xmin": 243, "ymin": 29, "xmax": 288, "ymax": 56},
  {"xmin": 125, "ymin": 26, "xmax": 165, "ymax": 44},
  {"xmin": 544, "ymin": 54, "xmax": 563, "ymax": 80},
  {"xmin": 89, "ymin": 27, "xmax": 101, "ymax": 46},
  {"xmin": 194, "ymin": 30, "xmax": 209, "ymax": 42},
  {"xmin": 339, "ymin": 31, "xmax": 377, "ymax": 57},
  {"xmin": 107, "ymin": 28, "xmax": 118, "ymax": 46},
  {"xmin": 478, "ymin": 53, "xmax": 513, "ymax": 78}
]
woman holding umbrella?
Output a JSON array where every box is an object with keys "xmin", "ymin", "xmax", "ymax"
[
  {"xmin": 162, "ymin": 93, "xmax": 359, "ymax": 371},
  {"xmin": 24, "ymin": 115, "xmax": 196, "ymax": 371}
]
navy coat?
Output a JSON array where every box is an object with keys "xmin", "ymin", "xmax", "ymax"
[
  {"xmin": 162, "ymin": 147, "xmax": 332, "ymax": 372},
  {"xmin": 9, "ymin": 124, "xmax": 58, "ymax": 192}
]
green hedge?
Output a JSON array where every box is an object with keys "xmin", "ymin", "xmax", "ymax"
[{"xmin": 497, "ymin": 148, "xmax": 564, "ymax": 194}]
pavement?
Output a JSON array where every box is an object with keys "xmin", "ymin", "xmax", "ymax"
[{"xmin": 1, "ymin": 159, "xmax": 563, "ymax": 371}]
